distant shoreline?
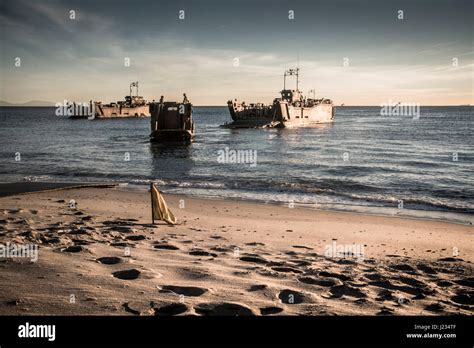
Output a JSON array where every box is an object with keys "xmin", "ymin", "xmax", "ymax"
[{"xmin": 0, "ymin": 104, "xmax": 472, "ymax": 108}]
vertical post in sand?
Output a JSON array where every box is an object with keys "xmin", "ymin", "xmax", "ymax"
[{"xmin": 150, "ymin": 182, "xmax": 155, "ymax": 225}]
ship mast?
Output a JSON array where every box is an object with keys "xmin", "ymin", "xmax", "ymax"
[
  {"xmin": 283, "ymin": 68, "xmax": 300, "ymax": 91},
  {"xmin": 130, "ymin": 81, "xmax": 139, "ymax": 98}
]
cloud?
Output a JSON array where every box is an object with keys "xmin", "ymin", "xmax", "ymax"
[{"xmin": 1, "ymin": 0, "xmax": 472, "ymax": 105}]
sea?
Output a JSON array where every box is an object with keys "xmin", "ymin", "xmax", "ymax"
[{"xmin": 0, "ymin": 106, "xmax": 473, "ymax": 222}]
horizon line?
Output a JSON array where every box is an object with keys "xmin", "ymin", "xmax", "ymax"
[{"xmin": 0, "ymin": 104, "xmax": 472, "ymax": 108}]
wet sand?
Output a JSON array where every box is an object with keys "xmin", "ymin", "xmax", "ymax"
[{"xmin": 0, "ymin": 185, "xmax": 472, "ymax": 315}]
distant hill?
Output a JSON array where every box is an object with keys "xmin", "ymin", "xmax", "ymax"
[{"xmin": 0, "ymin": 100, "xmax": 55, "ymax": 107}]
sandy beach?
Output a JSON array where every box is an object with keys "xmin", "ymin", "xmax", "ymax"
[{"xmin": 0, "ymin": 184, "xmax": 472, "ymax": 316}]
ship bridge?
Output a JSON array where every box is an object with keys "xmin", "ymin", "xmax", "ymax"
[
  {"xmin": 280, "ymin": 89, "xmax": 303, "ymax": 103},
  {"xmin": 281, "ymin": 68, "xmax": 304, "ymax": 104}
]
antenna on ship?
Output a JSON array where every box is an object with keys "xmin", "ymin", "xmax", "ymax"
[
  {"xmin": 296, "ymin": 67, "xmax": 299, "ymax": 91},
  {"xmin": 130, "ymin": 81, "xmax": 139, "ymax": 98},
  {"xmin": 283, "ymin": 68, "xmax": 300, "ymax": 90},
  {"xmin": 296, "ymin": 53, "xmax": 299, "ymax": 91}
]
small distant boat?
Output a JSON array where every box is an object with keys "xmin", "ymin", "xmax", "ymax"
[
  {"xmin": 149, "ymin": 94, "xmax": 194, "ymax": 142},
  {"xmin": 70, "ymin": 82, "xmax": 150, "ymax": 119},
  {"xmin": 226, "ymin": 68, "xmax": 335, "ymax": 128}
]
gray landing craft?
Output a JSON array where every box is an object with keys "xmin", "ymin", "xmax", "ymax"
[
  {"xmin": 149, "ymin": 94, "xmax": 194, "ymax": 142},
  {"xmin": 70, "ymin": 82, "xmax": 150, "ymax": 119},
  {"xmin": 227, "ymin": 69, "xmax": 335, "ymax": 128}
]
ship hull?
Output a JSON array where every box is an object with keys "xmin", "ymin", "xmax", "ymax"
[
  {"xmin": 278, "ymin": 102, "xmax": 334, "ymax": 127},
  {"xmin": 69, "ymin": 104, "xmax": 150, "ymax": 119},
  {"xmin": 149, "ymin": 100, "xmax": 194, "ymax": 142},
  {"xmin": 227, "ymin": 101, "xmax": 334, "ymax": 128},
  {"xmin": 150, "ymin": 129, "xmax": 194, "ymax": 142},
  {"xmin": 94, "ymin": 104, "xmax": 150, "ymax": 118}
]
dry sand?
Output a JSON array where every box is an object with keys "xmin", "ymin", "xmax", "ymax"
[{"xmin": 0, "ymin": 186, "xmax": 472, "ymax": 316}]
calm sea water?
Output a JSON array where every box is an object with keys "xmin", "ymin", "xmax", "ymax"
[{"xmin": 0, "ymin": 106, "xmax": 473, "ymax": 217}]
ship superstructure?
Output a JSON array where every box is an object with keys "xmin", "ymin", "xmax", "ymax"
[{"xmin": 227, "ymin": 69, "xmax": 334, "ymax": 128}]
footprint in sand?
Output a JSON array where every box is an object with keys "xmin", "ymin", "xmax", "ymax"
[
  {"xmin": 417, "ymin": 263, "xmax": 437, "ymax": 274},
  {"xmin": 364, "ymin": 273, "xmax": 384, "ymax": 281},
  {"xmin": 8, "ymin": 209, "xmax": 23, "ymax": 214},
  {"xmin": 97, "ymin": 257, "xmax": 122, "ymax": 265},
  {"xmin": 62, "ymin": 245, "xmax": 85, "ymax": 253},
  {"xmin": 153, "ymin": 243, "xmax": 180, "ymax": 250},
  {"xmin": 424, "ymin": 302, "xmax": 445, "ymax": 313},
  {"xmin": 390, "ymin": 264, "xmax": 417, "ymax": 273},
  {"xmin": 194, "ymin": 302, "xmax": 254, "ymax": 316},
  {"xmin": 436, "ymin": 280, "xmax": 453, "ymax": 287},
  {"xmin": 329, "ymin": 284, "xmax": 367, "ymax": 298},
  {"xmin": 248, "ymin": 284, "xmax": 267, "ymax": 292},
  {"xmin": 108, "ymin": 226, "xmax": 135, "ymax": 233},
  {"xmin": 239, "ymin": 255, "xmax": 268, "ymax": 264},
  {"xmin": 278, "ymin": 289, "xmax": 308, "ymax": 304},
  {"xmin": 210, "ymin": 235, "xmax": 226, "ymax": 240},
  {"xmin": 210, "ymin": 246, "xmax": 233, "ymax": 253},
  {"xmin": 454, "ymin": 278, "xmax": 474, "ymax": 288},
  {"xmin": 189, "ymin": 250, "xmax": 217, "ymax": 257},
  {"xmin": 47, "ymin": 223, "xmax": 64, "ymax": 231},
  {"xmin": 298, "ymin": 276, "xmax": 342, "ymax": 287},
  {"xmin": 110, "ymin": 242, "xmax": 134, "ymax": 248},
  {"xmin": 180, "ymin": 240, "xmax": 194, "ymax": 244},
  {"xmin": 126, "ymin": 235, "xmax": 146, "ymax": 241},
  {"xmin": 375, "ymin": 289, "xmax": 394, "ymax": 302},
  {"xmin": 319, "ymin": 271, "xmax": 352, "ymax": 282},
  {"xmin": 260, "ymin": 306, "xmax": 284, "ymax": 315},
  {"xmin": 123, "ymin": 301, "xmax": 155, "ymax": 315},
  {"xmin": 292, "ymin": 245, "xmax": 313, "ymax": 250},
  {"xmin": 334, "ymin": 258, "xmax": 358, "ymax": 265},
  {"xmin": 451, "ymin": 292, "xmax": 473, "ymax": 305},
  {"xmin": 178, "ymin": 268, "xmax": 213, "ymax": 280},
  {"xmin": 271, "ymin": 266, "xmax": 303, "ymax": 274},
  {"xmin": 369, "ymin": 279, "xmax": 430, "ymax": 297},
  {"xmin": 123, "ymin": 300, "xmax": 187, "ymax": 316},
  {"xmin": 47, "ymin": 237, "xmax": 66, "ymax": 246},
  {"xmin": 288, "ymin": 259, "xmax": 312, "ymax": 267},
  {"xmin": 377, "ymin": 307, "xmax": 394, "ymax": 315},
  {"xmin": 68, "ymin": 227, "xmax": 90, "ymax": 235},
  {"xmin": 154, "ymin": 303, "xmax": 189, "ymax": 316},
  {"xmin": 103, "ymin": 219, "xmax": 136, "ymax": 226},
  {"xmin": 396, "ymin": 276, "xmax": 428, "ymax": 289},
  {"xmin": 438, "ymin": 257, "xmax": 464, "ymax": 262},
  {"xmin": 71, "ymin": 239, "xmax": 93, "ymax": 246},
  {"xmin": 112, "ymin": 269, "xmax": 141, "ymax": 280},
  {"xmin": 159, "ymin": 285, "xmax": 208, "ymax": 297}
]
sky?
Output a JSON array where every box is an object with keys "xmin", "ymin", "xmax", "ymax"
[{"xmin": 0, "ymin": 0, "xmax": 473, "ymax": 105}]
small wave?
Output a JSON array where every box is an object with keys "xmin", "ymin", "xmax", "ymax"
[{"xmin": 22, "ymin": 175, "xmax": 54, "ymax": 182}]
